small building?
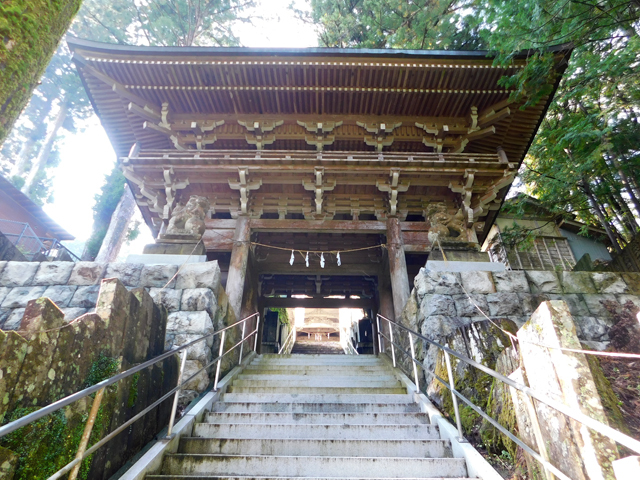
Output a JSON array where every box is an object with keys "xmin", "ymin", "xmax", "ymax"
[
  {"xmin": 482, "ymin": 195, "xmax": 612, "ymax": 270},
  {"xmin": 0, "ymin": 175, "xmax": 75, "ymax": 261}
]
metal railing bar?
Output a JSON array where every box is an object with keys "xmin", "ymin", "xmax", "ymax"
[
  {"xmin": 278, "ymin": 327, "xmax": 295, "ymax": 354},
  {"xmin": 377, "ymin": 315, "xmax": 640, "ymax": 455},
  {"xmin": 47, "ymin": 323, "xmax": 259, "ymax": 480},
  {"xmin": 0, "ymin": 312, "xmax": 259, "ymax": 439}
]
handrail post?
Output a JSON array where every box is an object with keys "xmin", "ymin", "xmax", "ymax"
[
  {"xmin": 68, "ymin": 387, "xmax": 105, "ymax": 480},
  {"xmin": 388, "ymin": 321, "xmax": 397, "ymax": 368},
  {"xmin": 214, "ymin": 330, "xmax": 226, "ymax": 391},
  {"xmin": 238, "ymin": 320, "xmax": 247, "ymax": 364},
  {"xmin": 376, "ymin": 315, "xmax": 383, "ymax": 355},
  {"xmin": 253, "ymin": 315, "xmax": 260, "ymax": 352},
  {"xmin": 409, "ymin": 332, "xmax": 420, "ymax": 391},
  {"xmin": 165, "ymin": 348, "xmax": 188, "ymax": 439},
  {"xmin": 444, "ymin": 350, "xmax": 467, "ymax": 442}
]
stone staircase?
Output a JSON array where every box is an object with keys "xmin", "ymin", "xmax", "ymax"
[
  {"xmin": 290, "ymin": 338, "xmax": 345, "ymax": 354},
  {"xmin": 147, "ymin": 354, "xmax": 473, "ymax": 479}
]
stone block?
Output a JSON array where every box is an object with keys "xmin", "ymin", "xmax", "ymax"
[
  {"xmin": 166, "ymin": 333, "xmax": 212, "ymax": 362},
  {"xmin": 487, "ymin": 293, "xmax": 522, "ymax": 316},
  {"xmin": 452, "ymin": 293, "xmax": 489, "ymax": 317},
  {"xmin": 573, "ymin": 316, "xmax": 611, "ymax": 342},
  {"xmin": 0, "ymin": 287, "xmax": 9, "ymax": 305},
  {"xmin": 549, "ymin": 294, "xmax": 589, "ymax": 317},
  {"xmin": 104, "ymin": 263, "xmax": 143, "ymax": 287},
  {"xmin": 414, "ymin": 268, "xmax": 462, "ymax": 298},
  {"xmin": 420, "ymin": 294, "xmax": 456, "ymax": 317},
  {"xmin": 525, "ymin": 270, "xmax": 561, "ymax": 294},
  {"xmin": 149, "ymin": 288, "xmax": 182, "ymax": 312},
  {"xmin": 0, "ymin": 446, "xmax": 18, "ymax": 479},
  {"xmin": 182, "ymin": 359, "xmax": 210, "ymax": 392},
  {"xmin": 0, "ymin": 261, "xmax": 5, "ymax": 276},
  {"xmin": 591, "ymin": 272, "xmax": 628, "ymax": 294},
  {"xmin": 3, "ymin": 309, "xmax": 25, "ymax": 330},
  {"xmin": 0, "ymin": 308, "xmax": 9, "ymax": 328},
  {"xmin": 420, "ymin": 315, "xmax": 471, "ymax": 340},
  {"xmin": 559, "ymin": 271, "xmax": 596, "ymax": 294},
  {"xmin": 42, "ymin": 285, "xmax": 77, "ymax": 308},
  {"xmin": 616, "ymin": 294, "xmax": 640, "ymax": 310},
  {"xmin": 69, "ymin": 285, "xmax": 100, "ymax": 308},
  {"xmin": 32, "ymin": 261, "xmax": 74, "ymax": 285},
  {"xmin": 581, "ymin": 294, "xmax": 617, "ymax": 318},
  {"xmin": 181, "ymin": 288, "xmax": 218, "ymax": 317},
  {"xmin": 518, "ymin": 293, "xmax": 550, "ymax": 316},
  {"xmin": 621, "ymin": 273, "xmax": 640, "ymax": 295},
  {"xmin": 139, "ymin": 264, "xmax": 179, "ymax": 288},
  {"xmin": 68, "ymin": 262, "xmax": 106, "ymax": 285},
  {"xmin": 0, "ymin": 261, "xmax": 39, "ymax": 287},
  {"xmin": 491, "ymin": 271, "xmax": 530, "ymax": 293},
  {"xmin": 460, "ymin": 271, "xmax": 495, "ymax": 293},
  {"xmin": 1, "ymin": 286, "xmax": 47, "ymax": 308},
  {"xmin": 167, "ymin": 310, "xmax": 214, "ymax": 335},
  {"xmin": 62, "ymin": 307, "xmax": 88, "ymax": 322},
  {"xmin": 519, "ymin": 300, "xmax": 618, "ymax": 480},
  {"xmin": 175, "ymin": 261, "xmax": 221, "ymax": 290}
]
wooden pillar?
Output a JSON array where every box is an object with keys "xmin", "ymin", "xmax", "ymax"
[
  {"xmin": 225, "ymin": 216, "xmax": 250, "ymax": 319},
  {"xmin": 387, "ymin": 217, "xmax": 410, "ymax": 320}
]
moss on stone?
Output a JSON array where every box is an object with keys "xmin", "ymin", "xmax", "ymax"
[
  {"xmin": 586, "ymin": 354, "xmax": 628, "ymax": 436},
  {"xmin": 0, "ymin": 0, "xmax": 83, "ymax": 144}
]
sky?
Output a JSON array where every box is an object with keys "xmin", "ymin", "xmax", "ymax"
[{"xmin": 41, "ymin": 0, "xmax": 319, "ymax": 259}]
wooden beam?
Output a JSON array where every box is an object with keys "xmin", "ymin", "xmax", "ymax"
[
  {"xmin": 250, "ymin": 219, "xmax": 387, "ymax": 234},
  {"xmin": 257, "ymin": 263, "xmax": 380, "ymax": 276},
  {"xmin": 262, "ymin": 297, "xmax": 374, "ymax": 309}
]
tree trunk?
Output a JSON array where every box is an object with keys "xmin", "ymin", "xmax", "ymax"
[
  {"xmin": 94, "ymin": 185, "xmax": 137, "ymax": 263},
  {"xmin": 21, "ymin": 99, "xmax": 68, "ymax": 195},
  {"xmin": 607, "ymin": 150, "xmax": 640, "ymax": 216},
  {"xmin": 9, "ymin": 96, "xmax": 53, "ymax": 178},
  {"xmin": 581, "ymin": 178, "xmax": 623, "ymax": 254}
]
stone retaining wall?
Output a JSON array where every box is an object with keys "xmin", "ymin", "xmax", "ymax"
[
  {"xmin": 403, "ymin": 269, "xmax": 640, "ymax": 351},
  {"xmin": 0, "ymin": 260, "xmax": 234, "ymax": 400}
]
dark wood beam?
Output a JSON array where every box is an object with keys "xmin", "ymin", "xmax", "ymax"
[
  {"xmin": 257, "ymin": 263, "xmax": 380, "ymax": 276},
  {"xmin": 263, "ymin": 297, "xmax": 374, "ymax": 309}
]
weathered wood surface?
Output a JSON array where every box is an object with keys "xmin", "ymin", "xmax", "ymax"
[
  {"xmin": 262, "ymin": 297, "xmax": 374, "ymax": 309},
  {"xmin": 225, "ymin": 216, "xmax": 251, "ymax": 318},
  {"xmin": 387, "ymin": 217, "xmax": 411, "ymax": 320}
]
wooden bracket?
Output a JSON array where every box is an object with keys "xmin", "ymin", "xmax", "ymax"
[
  {"xmin": 228, "ymin": 167, "xmax": 262, "ymax": 215},
  {"xmin": 376, "ymin": 168, "xmax": 410, "ymax": 217},
  {"xmin": 302, "ymin": 166, "xmax": 336, "ymax": 215}
]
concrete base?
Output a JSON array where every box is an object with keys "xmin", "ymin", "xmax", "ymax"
[
  {"xmin": 143, "ymin": 242, "xmax": 205, "ymax": 255},
  {"xmin": 126, "ymin": 254, "xmax": 207, "ymax": 265},
  {"xmin": 426, "ymin": 260, "xmax": 505, "ymax": 272}
]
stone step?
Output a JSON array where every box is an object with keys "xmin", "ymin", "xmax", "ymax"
[
  {"xmin": 220, "ymin": 393, "xmax": 414, "ymax": 404},
  {"xmin": 254, "ymin": 357, "xmax": 383, "ymax": 365},
  {"xmin": 148, "ymin": 476, "xmax": 474, "ymax": 480},
  {"xmin": 243, "ymin": 366, "xmax": 386, "ymax": 375},
  {"xmin": 231, "ymin": 378, "xmax": 401, "ymax": 388},
  {"xmin": 237, "ymin": 373, "xmax": 397, "ymax": 381},
  {"xmin": 210, "ymin": 402, "xmax": 421, "ymax": 414},
  {"xmin": 226, "ymin": 386, "xmax": 406, "ymax": 395},
  {"xmin": 204, "ymin": 412, "xmax": 429, "ymax": 425},
  {"xmin": 193, "ymin": 423, "xmax": 440, "ymax": 440},
  {"xmin": 178, "ymin": 438, "xmax": 452, "ymax": 458},
  {"xmin": 160, "ymin": 454, "xmax": 468, "ymax": 478}
]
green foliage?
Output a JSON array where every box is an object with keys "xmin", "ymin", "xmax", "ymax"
[
  {"xmin": 83, "ymin": 167, "xmax": 126, "ymax": 260},
  {"xmin": 299, "ymin": 0, "xmax": 483, "ymax": 49},
  {"xmin": 127, "ymin": 373, "xmax": 140, "ymax": 408},
  {"xmin": 270, "ymin": 308, "xmax": 290, "ymax": 325},
  {"xmin": 85, "ymin": 354, "xmax": 120, "ymax": 388},
  {"xmin": 0, "ymin": 405, "xmax": 99, "ymax": 480}
]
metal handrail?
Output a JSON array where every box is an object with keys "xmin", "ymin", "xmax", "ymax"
[
  {"xmin": 344, "ymin": 339, "xmax": 360, "ymax": 355},
  {"xmin": 376, "ymin": 313, "xmax": 640, "ymax": 480},
  {"xmin": 278, "ymin": 326, "xmax": 296, "ymax": 354},
  {"xmin": 0, "ymin": 311, "xmax": 260, "ymax": 480}
]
